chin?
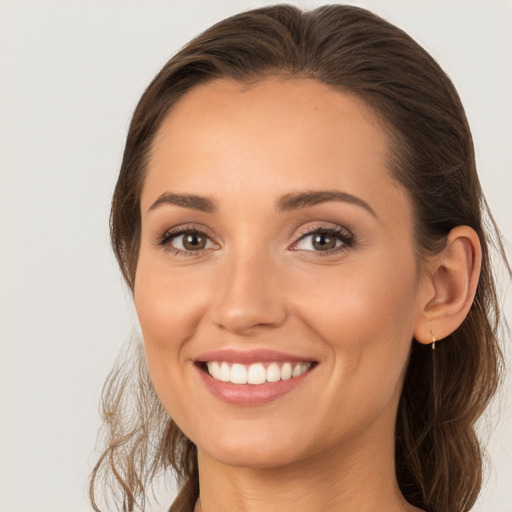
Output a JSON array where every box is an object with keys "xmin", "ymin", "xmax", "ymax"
[{"xmin": 195, "ymin": 425, "xmax": 310, "ymax": 470}]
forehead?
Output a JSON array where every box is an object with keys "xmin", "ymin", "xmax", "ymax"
[
  {"xmin": 150, "ymin": 77, "xmax": 387, "ymax": 164},
  {"xmin": 143, "ymin": 77, "xmax": 407, "ymax": 219}
]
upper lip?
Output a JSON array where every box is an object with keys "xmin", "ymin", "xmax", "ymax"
[{"xmin": 195, "ymin": 349, "xmax": 316, "ymax": 365}]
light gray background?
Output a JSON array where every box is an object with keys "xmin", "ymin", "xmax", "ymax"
[{"xmin": 1, "ymin": 1, "xmax": 510, "ymax": 511}]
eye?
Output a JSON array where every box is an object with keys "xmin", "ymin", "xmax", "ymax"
[
  {"xmin": 157, "ymin": 227, "xmax": 217, "ymax": 256},
  {"xmin": 291, "ymin": 226, "xmax": 355, "ymax": 255},
  {"xmin": 156, "ymin": 224, "xmax": 355, "ymax": 257}
]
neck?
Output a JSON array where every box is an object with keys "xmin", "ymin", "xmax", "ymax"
[{"xmin": 195, "ymin": 419, "xmax": 417, "ymax": 512}]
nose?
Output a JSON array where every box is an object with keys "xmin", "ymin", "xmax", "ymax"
[{"xmin": 208, "ymin": 248, "xmax": 288, "ymax": 336}]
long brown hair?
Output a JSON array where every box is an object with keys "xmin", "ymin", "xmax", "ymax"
[{"xmin": 90, "ymin": 4, "xmax": 508, "ymax": 512}]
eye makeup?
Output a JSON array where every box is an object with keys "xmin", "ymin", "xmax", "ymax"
[{"xmin": 154, "ymin": 222, "xmax": 357, "ymax": 258}]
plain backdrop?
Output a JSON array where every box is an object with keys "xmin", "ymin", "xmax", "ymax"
[{"xmin": 0, "ymin": 1, "xmax": 511, "ymax": 511}]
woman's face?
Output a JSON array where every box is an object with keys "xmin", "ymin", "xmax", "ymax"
[{"xmin": 135, "ymin": 77, "xmax": 427, "ymax": 470}]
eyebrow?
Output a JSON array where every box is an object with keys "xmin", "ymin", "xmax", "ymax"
[
  {"xmin": 148, "ymin": 192, "xmax": 215, "ymax": 213},
  {"xmin": 148, "ymin": 190, "xmax": 377, "ymax": 217},
  {"xmin": 276, "ymin": 190, "xmax": 377, "ymax": 217}
]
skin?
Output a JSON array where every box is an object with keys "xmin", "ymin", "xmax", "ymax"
[{"xmin": 134, "ymin": 77, "xmax": 481, "ymax": 512}]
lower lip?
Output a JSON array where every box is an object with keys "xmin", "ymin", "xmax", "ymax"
[{"xmin": 196, "ymin": 364, "xmax": 314, "ymax": 406}]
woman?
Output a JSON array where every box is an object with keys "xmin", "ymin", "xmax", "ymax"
[{"xmin": 90, "ymin": 4, "xmax": 508, "ymax": 512}]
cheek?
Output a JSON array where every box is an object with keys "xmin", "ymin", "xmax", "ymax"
[
  {"xmin": 133, "ymin": 250, "xmax": 218, "ymax": 423},
  {"xmin": 133, "ymin": 254, "xmax": 196, "ymax": 399},
  {"xmin": 292, "ymin": 252, "xmax": 419, "ymax": 395},
  {"xmin": 134, "ymin": 252, "xmax": 206, "ymax": 350},
  {"xmin": 295, "ymin": 254, "xmax": 418, "ymax": 336}
]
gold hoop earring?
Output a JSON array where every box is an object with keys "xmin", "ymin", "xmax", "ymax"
[{"xmin": 431, "ymin": 331, "xmax": 436, "ymax": 350}]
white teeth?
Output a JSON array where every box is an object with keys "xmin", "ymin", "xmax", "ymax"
[
  {"xmin": 281, "ymin": 362, "xmax": 292, "ymax": 381},
  {"xmin": 208, "ymin": 361, "xmax": 219, "ymax": 377},
  {"xmin": 231, "ymin": 363, "xmax": 248, "ymax": 384},
  {"xmin": 219, "ymin": 362, "xmax": 231, "ymax": 382},
  {"xmin": 292, "ymin": 364, "xmax": 302, "ymax": 377},
  {"xmin": 247, "ymin": 363, "xmax": 267, "ymax": 385},
  {"xmin": 266, "ymin": 362, "xmax": 281, "ymax": 382},
  {"xmin": 205, "ymin": 360, "xmax": 312, "ymax": 385}
]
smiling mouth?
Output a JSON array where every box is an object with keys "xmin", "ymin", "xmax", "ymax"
[{"xmin": 197, "ymin": 361, "xmax": 315, "ymax": 385}]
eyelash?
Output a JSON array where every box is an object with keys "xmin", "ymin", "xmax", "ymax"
[{"xmin": 156, "ymin": 224, "xmax": 356, "ymax": 258}]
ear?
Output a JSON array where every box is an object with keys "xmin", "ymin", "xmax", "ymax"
[{"xmin": 414, "ymin": 226, "xmax": 482, "ymax": 345}]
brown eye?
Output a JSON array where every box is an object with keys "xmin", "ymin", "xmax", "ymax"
[
  {"xmin": 292, "ymin": 226, "xmax": 355, "ymax": 255},
  {"xmin": 182, "ymin": 232, "xmax": 207, "ymax": 250},
  {"xmin": 159, "ymin": 228, "xmax": 216, "ymax": 255},
  {"xmin": 311, "ymin": 233, "xmax": 336, "ymax": 251}
]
